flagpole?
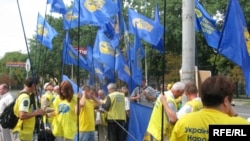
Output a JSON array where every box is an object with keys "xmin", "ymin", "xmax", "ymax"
[{"xmin": 161, "ymin": 0, "xmax": 167, "ymax": 140}]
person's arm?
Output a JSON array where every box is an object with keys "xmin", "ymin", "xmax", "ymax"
[
  {"xmin": 102, "ymin": 96, "xmax": 111, "ymax": 111},
  {"xmin": 143, "ymin": 89, "xmax": 156, "ymax": 102},
  {"xmin": 19, "ymin": 109, "xmax": 46, "ymax": 120},
  {"xmin": 160, "ymin": 94, "xmax": 178, "ymax": 123},
  {"xmin": 129, "ymin": 88, "xmax": 140, "ymax": 102},
  {"xmin": 176, "ymin": 104, "xmax": 192, "ymax": 119},
  {"xmin": 18, "ymin": 97, "xmax": 46, "ymax": 120},
  {"xmin": 92, "ymin": 95, "xmax": 102, "ymax": 107}
]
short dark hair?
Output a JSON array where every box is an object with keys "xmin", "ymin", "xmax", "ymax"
[
  {"xmin": 200, "ymin": 75, "xmax": 234, "ymax": 107},
  {"xmin": 24, "ymin": 76, "xmax": 39, "ymax": 87},
  {"xmin": 185, "ymin": 82, "xmax": 198, "ymax": 94}
]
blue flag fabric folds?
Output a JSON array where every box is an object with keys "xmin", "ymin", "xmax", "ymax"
[
  {"xmin": 127, "ymin": 103, "xmax": 153, "ymax": 141},
  {"xmin": 62, "ymin": 32, "xmax": 90, "ymax": 71},
  {"xmin": 47, "ymin": 0, "xmax": 66, "ymax": 14},
  {"xmin": 195, "ymin": 0, "xmax": 220, "ymax": 49},
  {"xmin": 128, "ymin": 8, "xmax": 164, "ymax": 46},
  {"xmin": 93, "ymin": 30, "xmax": 116, "ymax": 69},
  {"xmin": 218, "ymin": 0, "xmax": 250, "ymax": 95},
  {"xmin": 129, "ymin": 25, "xmax": 145, "ymax": 86},
  {"xmin": 36, "ymin": 13, "xmax": 58, "ymax": 50},
  {"xmin": 152, "ymin": 3, "xmax": 164, "ymax": 53},
  {"xmin": 76, "ymin": 0, "xmax": 119, "ymax": 26},
  {"xmin": 62, "ymin": 74, "xmax": 82, "ymax": 94}
]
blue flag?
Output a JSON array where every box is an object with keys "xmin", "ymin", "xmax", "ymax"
[
  {"xmin": 77, "ymin": 0, "xmax": 119, "ymax": 26},
  {"xmin": 127, "ymin": 103, "xmax": 153, "ymax": 141},
  {"xmin": 62, "ymin": 74, "xmax": 82, "ymax": 94},
  {"xmin": 47, "ymin": 0, "xmax": 66, "ymax": 14},
  {"xmin": 218, "ymin": 0, "xmax": 250, "ymax": 95},
  {"xmin": 129, "ymin": 25, "xmax": 145, "ymax": 86},
  {"xmin": 63, "ymin": 5, "xmax": 89, "ymax": 30},
  {"xmin": 116, "ymin": 48, "xmax": 131, "ymax": 84},
  {"xmin": 195, "ymin": 0, "xmax": 220, "ymax": 49},
  {"xmin": 128, "ymin": 8, "xmax": 164, "ymax": 46},
  {"xmin": 152, "ymin": 3, "xmax": 164, "ymax": 53},
  {"xmin": 36, "ymin": 13, "xmax": 58, "ymax": 50},
  {"xmin": 93, "ymin": 30, "xmax": 116, "ymax": 69},
  {"xmin": 62, "ymin": 32, "xmax": 90, "ymax": 71}
]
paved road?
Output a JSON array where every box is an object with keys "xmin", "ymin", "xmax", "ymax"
[{"xmin": 233, "ymin": 104, "xmax": 250, "ymax": 120}]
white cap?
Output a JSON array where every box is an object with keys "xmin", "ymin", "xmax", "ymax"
[{"xmin": 43, "ymin": 82, "xmax": 51, "ymax": 90}]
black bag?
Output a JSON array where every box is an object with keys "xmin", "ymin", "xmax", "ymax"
[
  {"xmin": 0, "ymin": 101, "xmax": 18, "ymax": 129},
  {"xmin": 0, "ymin": 92, "xmax": 27, "ymax": 129}
]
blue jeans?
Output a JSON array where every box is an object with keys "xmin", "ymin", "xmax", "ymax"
[{"xmin": 78, "ymin": 131, "xmax": 95, "ymax": 141}]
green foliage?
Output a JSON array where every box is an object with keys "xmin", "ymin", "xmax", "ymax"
[
  {"xmin": 1, "ymin": 0, "xmax": 250, "ymax": 91},
  {"xmin": 0, "ymin": 52, "xmax": 27, "ymax": 89}
]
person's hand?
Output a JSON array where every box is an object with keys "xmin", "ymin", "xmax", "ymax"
[
  {"xmin": 160, "ymin": 93, "xmax": 167, "ymax": 104},
  {"xmin": 35, "ymin": 109, "xmax": 46, "ymax": 116}
]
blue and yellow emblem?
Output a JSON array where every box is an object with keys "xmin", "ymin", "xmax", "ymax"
[{"xmin": 84, "ymin": 0, "xmax": 105, "ymax": 12}]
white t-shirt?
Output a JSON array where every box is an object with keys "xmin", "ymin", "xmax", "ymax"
[
  {"xmin": 125, "ymin": 97, "xmax": 130, "ymax": 111},
  {"xmin": 0, "ymin": 92, "xmax": 14, "ymax": 115}
]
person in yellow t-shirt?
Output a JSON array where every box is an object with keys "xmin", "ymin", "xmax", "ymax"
[
  {"xmin": 12, "ymin": 76, "xmax": 46, "ymax": 141},
  {"xmin": 51, "ymin": 80, "xmax": 78, "ymax": 141},
  {"xmin": 170, "ymin": 75, "xmax": 250, "ymax": 141},
  {"xmin": 147, "ymin": 82, "xmax": 185, "ymax": 141},
  {"xmin": 76, "ymin": 85, "xmax": 102, "ymax": 141}
]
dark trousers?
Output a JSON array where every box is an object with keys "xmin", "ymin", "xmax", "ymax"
[{"xmin": 107, "ymin": 120, "xmax": 125, "ymax": 141}]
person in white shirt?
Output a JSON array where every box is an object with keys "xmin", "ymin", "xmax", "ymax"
[{"xmin": 0, "ymin": 84, "xmax": 14, "ymax": 141}]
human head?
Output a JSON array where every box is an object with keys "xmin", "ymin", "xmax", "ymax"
[
  {"xmin": 141, "ymin": 77, "xmax": 146, "ymax": 87},
  {"xmin": 59, "ymin": 80, "xmax": 74, "ymax": 102},
  {"xmin": 171, "ymin": 82, "xmax": 185, "ymax": 98},
  {"xmin": 120, "ymin": 86, "xmax": 129, "ymax": 97},
  {"xmin": 200, "ymin": 75, "xmax": 234, "ymax": 108},
  {"xmin": 0, "ymin": 84, "xmax": 9, "ymax": 95},
  {"xmin": 98, "ymin": 89, "xmax": 106, "ymax": 100},
  {"xmin": 184, "ymin": 82, "xmax": 198, "ymax": 101},
  {"xmin": 53, "ymin": 85, "xmax": 59, "ymax": 95},
  {"xmin": 82, "ymin": 85, "xmax": 95, "ymax": 99},
  {"xmin": 44, "ymin": 82, "xmax": 54, "ymax": 92},
  {"xmin": 107, "ymin": 83, "xmax": 117, "ymax": 93},
  {"xmin": 24, "ymin": 76, "xmax": 39, "ymax": 93}
]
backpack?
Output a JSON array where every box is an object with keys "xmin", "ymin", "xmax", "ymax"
[{"xmin": 0, "ymin": 92, "xmax": 28, "ymax": 129}]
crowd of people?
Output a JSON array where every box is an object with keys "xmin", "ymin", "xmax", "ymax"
[{"xmin": 0, "ymin": 75, "xmax": 249, "ymax": 141}]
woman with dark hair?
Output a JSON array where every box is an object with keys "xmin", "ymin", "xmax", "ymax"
[
  {"xmin": 51, "ymin": 80, "xmax": 78, "ymax": 141},
  {"xmin": 170, "ymin": 76, "xmax": 249, "ymax": 141}
]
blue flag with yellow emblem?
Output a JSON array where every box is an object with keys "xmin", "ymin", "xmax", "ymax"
[
  {"xmin": 93, "ymin": 30, "xmax": 116, "ymax": 70},
  {"xmin": 195, "ymin": 0, "xmax": 220, "ymax": 49},
  {"xmin": 36, "ymin": 13, "xmax": 58, "ymax": 50},
  {"xmin": 76, "ymin": 0, "xmax": 119, "ymax": 26},
  {"xmin": 218, "ymin": 0, "xmax": 250, "ymax": 95},
  {"xmin": 128, "ymin": 8, "xmax": 163, "ymax": 46}
]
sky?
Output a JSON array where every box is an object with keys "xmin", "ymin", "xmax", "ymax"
[{"xmin": 0, "ymin": 0, "xmax": 72, "ymax": 58}]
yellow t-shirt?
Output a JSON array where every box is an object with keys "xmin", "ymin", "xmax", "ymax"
[
  {"xmin": 52, "ymin": 95, "xmax": 77, "ymax": 139},
  {"xmin": 170, "ymin": 108, "xmax": 249, "ymax": 141},
  {"xmin": 13, "ymin": 93, "xmax": 35, "ymax": 141},
  {"xmin": 79, "ymin": 98, "xmax": 97, "ymax": 131}
]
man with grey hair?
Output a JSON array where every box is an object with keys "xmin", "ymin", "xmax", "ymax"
[
  {"xmin": 102, "ymin": 83, "xmax": 126, "ymax": 141},
  {"xmin": 0, "ymin": 84, "xmax": 14, "ymax": 141},
  {"xmin": 147, "ymin": 81, "xmax": 185, "ymax": 141}
]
